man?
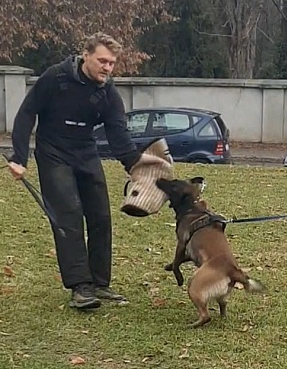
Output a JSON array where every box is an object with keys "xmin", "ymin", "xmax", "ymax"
[{"xmin": 8, "ymin": 32, "xmax": 162, "ymax": 309}]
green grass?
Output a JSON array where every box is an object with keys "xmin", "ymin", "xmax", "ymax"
[{"xmin": 1, "ymin": 160, "xmax": 287, "ymax": 368}]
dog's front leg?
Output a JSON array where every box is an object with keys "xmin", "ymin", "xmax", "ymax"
[{"xmin": 168, "ymin": 240, "xmax": 186, "ymax": 286}]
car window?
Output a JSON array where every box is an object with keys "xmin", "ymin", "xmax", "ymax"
[
  {"xmin": 198, "ymin": 121, "xmax": 217, "ymax": 137},
  {"xmin": 190, "ymin": 116, "xmax": 202, "ymax": 125},
  {"xmin": 127, "ymin": 113, "xmax": 149, "ymax": 137},
  {"xmin": 150, "ymin": 113, "xmax": 190, "ymax": 135},
  {"xmin": 214, "ymin": 116, "xmax": 228, "ymax": 136},
  {"xmin": 93, "ymin": 124, "xmax": 106, "ymax": 140}
]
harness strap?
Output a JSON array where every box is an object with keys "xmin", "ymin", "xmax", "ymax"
[{"xmin": 185, "ymin": 212, "xmax": 227, "ymax": 246}]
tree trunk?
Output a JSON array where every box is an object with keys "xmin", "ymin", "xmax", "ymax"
[{"xmin": 220, "ymin": 0, "xmax": 264, "ymax": 78}]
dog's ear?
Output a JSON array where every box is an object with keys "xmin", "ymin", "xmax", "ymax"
[
  {"xmin": 188, "ymin": 177, "xmax": 206, "ymax": 193},
  {"xmin": 190, "ymin": 176, "xmax": 205, "ymax": 184}
]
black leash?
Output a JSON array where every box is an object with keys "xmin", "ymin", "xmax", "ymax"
[
  {"xmin": 225, "ymin": 213, "xmax": 287, "ymax": 224},
  {"xmin": 1, "ymin": 154, "xmax": 62, "ymax": 233}
]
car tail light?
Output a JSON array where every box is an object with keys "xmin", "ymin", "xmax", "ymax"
[{"xmin": 214, "ymin": 141, "xmax": 224, "ymax": 155}]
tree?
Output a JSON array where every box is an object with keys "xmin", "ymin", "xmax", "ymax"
[
  {"xmin": 0, "ymin": 0, "xmax": 168, "ymax": 75},
  {"xmin": 214, "ymin": 0, "xmax": 265, "ymax": 78},
  {"xmin": 138, "ymin": 0, "xmax": 228, "ymax": 78},
  {"xmin": 274, "ymin": 0, "xmax": 287, "ymax": 78}
]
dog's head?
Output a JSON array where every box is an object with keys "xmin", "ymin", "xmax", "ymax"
[{"xmin": 156, "ymin": 177, "xmax": 206, "ymax": 213}]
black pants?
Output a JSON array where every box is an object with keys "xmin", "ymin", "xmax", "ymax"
[{"xmin": 35, "ymin": 152, "xmax": 112, "ymax": 289}]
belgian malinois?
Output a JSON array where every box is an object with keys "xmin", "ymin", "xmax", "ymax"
[{"xmin": 156, "ymin": 177, "xmax": 266, "ymax": 328}]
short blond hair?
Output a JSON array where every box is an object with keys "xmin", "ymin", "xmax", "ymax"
[{"xmin": 83, "ymin": 32, "xmax": 123, "ymax": 56}]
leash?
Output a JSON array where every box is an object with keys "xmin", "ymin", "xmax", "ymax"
[
  {"xmin": 225, "ymin": 213, "xmax": 287, "ymax": 224},
  {"xmin": 1, "ymin": 154, "xmax": 62, "ymax": 233}
]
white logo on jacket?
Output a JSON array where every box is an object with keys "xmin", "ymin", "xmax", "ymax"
[{"xmin": 65, "ymin": 120, "xmax": 86, "ymax": 127}]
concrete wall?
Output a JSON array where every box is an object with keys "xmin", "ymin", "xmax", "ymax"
[{"xmin": 2, "ymin": 66, "xmax": 287, "ymax": 143}]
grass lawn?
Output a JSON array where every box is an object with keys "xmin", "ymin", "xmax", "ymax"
[{"xmin": 1, "ymin": 160, "xmax": 287, "ymax": 369}]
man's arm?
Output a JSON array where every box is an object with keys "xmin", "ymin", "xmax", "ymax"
[
  {"xmin": 10, "ymin": 67, "xmax": 55, "ymax": 168},
  {"xmin": 102, "ymin": 85, "xmax": 141, "ymax": 172}
]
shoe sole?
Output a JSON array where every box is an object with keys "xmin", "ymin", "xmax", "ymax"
[
  {"xmin": 97, "ymin": 297, "xmax": 129, "ymax": 305},
  {"xmin": 69, "ymin": 299, "xmax": 101, "ymax": 310}
]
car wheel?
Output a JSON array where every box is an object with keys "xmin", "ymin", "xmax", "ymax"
[{"xmin": 191, "ymin": 158, "xmax": 210, "ymax": 164}]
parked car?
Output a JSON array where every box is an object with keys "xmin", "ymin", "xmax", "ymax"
[{"xmin": 94, "ymin": 107, "xmax": 232, "ymax": 164}]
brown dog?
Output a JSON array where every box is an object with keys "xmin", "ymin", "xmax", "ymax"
[{"xmin": 156, "ymin": 177, "xmax": 266, "ymax": 328}]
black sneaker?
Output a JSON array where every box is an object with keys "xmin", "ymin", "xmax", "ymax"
[
  {"xmin": 94, "ymin": 287, "xmax": 127, "ymax": 302},
  {"xmin": 69, "ymin": 283, "xmax": 101, "ymax": 309}
]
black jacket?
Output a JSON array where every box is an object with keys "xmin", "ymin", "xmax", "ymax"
[{"xmin": 11, "ymin": 55, "xmax": 140, "ymax": 172}]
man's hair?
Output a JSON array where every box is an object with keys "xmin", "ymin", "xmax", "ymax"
[{"xmin": 83, "ymin": 32, "xmax": 123, "ymax": 56}]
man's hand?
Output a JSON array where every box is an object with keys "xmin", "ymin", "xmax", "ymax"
[{"xmin": 8, "ymin": 162, "xmax": 26, "ymax": 180}]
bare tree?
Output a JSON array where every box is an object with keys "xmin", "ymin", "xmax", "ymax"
[{"xmin": 216, "ymin": 0, "xmax": 265, "ymax": 78}]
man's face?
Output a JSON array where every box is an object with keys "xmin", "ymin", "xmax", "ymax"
[{"xmin": 82, "ymin": 44, "xmax": 117, "ymax": 83}]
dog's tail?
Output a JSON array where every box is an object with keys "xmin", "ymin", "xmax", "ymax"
[{"xmin": 231, "ymin": 268, "xmax": 267, "ymax": 293}]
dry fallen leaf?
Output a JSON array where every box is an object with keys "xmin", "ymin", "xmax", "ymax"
[
  {"xmin": 54, "ymin": 274, "xmax": 62, "ymax": 282},
  {"xmin": 242, "ymin": 267, "xmax": 252, "ymax": 273},
  {"xmin": 45, "ymin": 249, "xmax": 57, "ymax": 258},
  {"xmin": 3, "ymin": 266, "xmax": 15, "ymax": 278},
  {"xmin": 240, "ymin": 324, "xmax": 252, "ymax": 332},
  {"xmin": 0, "ymin": 286, "xmax": 17, "ymax": 295},
  {"xmin": 70, "ymin": 356, "xmax": 86, "ymax": 365},
  {"xmin": 179, "ymin": 349, "xmax": 189, "ymax": 359},
  {"xmin": 103, "ymin": 358, "xmax": 113, "ymax": 362},
  {"xmin": 241, "ymin": 325, "xmax": 249, "ymax": 332},
  {"xmin": 6, "ymin": 256, "xmax": 14, "ymax": 265},
  {"xmin": 256, "ymin": 266, "xmax": 264, "ymax": 271},
  {"xmin": 152, "ymin": 298, "xmax": 167, "ymax": 308},
  {"xmin": 142, "ymin": 357, "xmax": 153, "ymax": 363},
  {"xmin": 0, "ymin": 331, "xmax": 11, "ymax": 336},
  {"xmin": 149, "ymin": 287, "xmax": 159, "ymax": 296},
  {"xmin": 234, "ymin": 282, "xmax": 244, "ymax": 290}
]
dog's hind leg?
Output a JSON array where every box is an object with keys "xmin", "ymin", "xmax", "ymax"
[
  {"xmin": 216, "ymin": 283, "xmax": 233, "ymax": 318},
  {"xmin": 188, "ymin": 292, "xmax": 211, "ymax": 328},
  {"xmin": 216, "ymin": 296, "xmax": 227, "ymax": 318},
  {"xmin": 187, "ymin": 272, "xmax": 211, "ymax": 328}
]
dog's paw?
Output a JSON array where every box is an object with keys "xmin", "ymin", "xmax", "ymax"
[
  {"xmin": 176, "ymin": 276, "xmax": 184, "ymax": 287},
  {"xmin": 164, "ymin": 263, "xmax": 173, "ymax": 271}
]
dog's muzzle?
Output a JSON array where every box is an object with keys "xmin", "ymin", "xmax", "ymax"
[{"xmin": 120, "ymin": 138, "xmax": 173, "ymax": 217}]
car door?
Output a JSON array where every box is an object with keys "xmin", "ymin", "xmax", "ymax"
[{"xmin": 145, "ymin": 111, "xmax": 197, "ymax": 160}]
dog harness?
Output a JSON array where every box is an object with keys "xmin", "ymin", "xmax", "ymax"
[{"xmin": 178, "ymin": 210, "xmax": 227, "ymax": 245}]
